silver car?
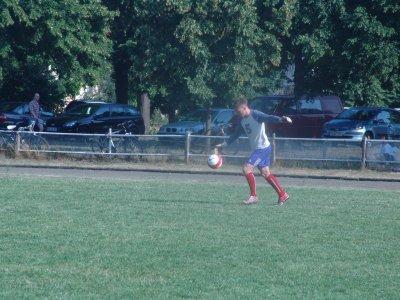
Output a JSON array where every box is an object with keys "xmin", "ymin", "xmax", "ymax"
[
  {"xmin": 322, "ymin": 107, "xmax": 400, "ymax": 141},
  {"xmin": 158, "ymin": 109, "xmax": 234, "ymax": 135}
]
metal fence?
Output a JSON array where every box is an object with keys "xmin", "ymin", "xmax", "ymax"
[
  {"xmin": 0, "ymin": 130, "xmax": 399, "ymax": 170},
  {"xmin": 364, "ymin": 139, "xmax": 400, "ymax": 171}
]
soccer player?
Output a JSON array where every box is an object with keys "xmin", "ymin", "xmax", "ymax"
[{"xmin": 215, "ymin": 97, "xmax": 292, "ymax": 205}]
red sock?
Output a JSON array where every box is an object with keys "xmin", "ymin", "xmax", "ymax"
[
  {"xmin": 265, "ymin": 174, "xmax": 285, "ymax": 196},
  {"xmin": 245, "ymin": 172, "xmax": 257, "ymax": 196}
]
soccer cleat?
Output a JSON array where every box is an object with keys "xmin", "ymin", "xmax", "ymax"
[
  {"xmin": 278, "ymin": 192, "xmax": 289, "ymax": 206},
  {"xmin": 243, "ymin": 196, "xmax": 259, "ymax": 205}
]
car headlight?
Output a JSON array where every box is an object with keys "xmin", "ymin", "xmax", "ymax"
[
  {"xmin": 64, "ymin": 121, "xmax": 77, "ymax": 127},
  {"xmin": 350, "ymin": 125, "xmax": 365, "ymax": 132}
]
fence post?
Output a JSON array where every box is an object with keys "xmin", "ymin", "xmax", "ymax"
[
  {"xmin": 361, "ymin": 137, "xmax": 367, "ymax": 169},
  {"xmin": 185, "ymin": 131, "xmax": 191, "ymax": 164},
  {"xmin": 322, "ymin": 139, "xmax": 328, "ymax": 168},
  {"xmin": 108, "ymin": 128, "xmax": 113, "ymax": 154},
  {"xmin": 271, "ymin": 133, "xmax": 276, "ymax": 165},
  {"xmin": 14, "ymin": 131, "xmax": 20, "ymax": 157}
]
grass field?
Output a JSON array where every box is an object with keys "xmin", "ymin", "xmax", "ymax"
[{"xmin": 0, "ymin": 176, "xmax": 399, "ymax": 298}]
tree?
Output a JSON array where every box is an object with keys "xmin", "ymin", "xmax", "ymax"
[
  {"xmin": 0, "ymin": 0, "xmax": 113, "ymax": 108},
  {"xmin": 105, "ymin": 0, "xmax": 295, "ymax": 120},
  {"xmin": 171, "ymin": 0, "xmax": 293, "ymax": 107},
  {"xmin": 288, "ymin": 0, "xmax": 400, "ymax": 106}
]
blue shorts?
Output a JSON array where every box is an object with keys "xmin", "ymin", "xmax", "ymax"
[{"xmin": 247, "ymin": 146, "xmax": 272, "ymax": 169}]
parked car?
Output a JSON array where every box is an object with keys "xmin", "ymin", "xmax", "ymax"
[
  {"xmin": 64, "ymin": 99, "xmax": 106, "ymax": 113},
  {"xmin": 249, "ymin": 95, "xmax": 343, "ymax": 137},
  {"xmin": 45, "ymin": 103, "xmax": 145, "ymax": 134},
  {"xmin": 0, "ymin": 102, "xmax": 54, "ymax": 130},
  {"xmin": 322, "ymin": 107, "xmax": 400, "ymax": 140},
  {"xmin": 158, "ymin": 109, "xmax": 234, "ymax": 135}
]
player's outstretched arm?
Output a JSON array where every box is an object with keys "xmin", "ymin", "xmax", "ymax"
[
  {"xmin": 252, "ymin": 110, "xmax": 292, "ymax": 124},
  {"xmin": 215, "ymin": 124, "xmax": 243, "ymax": 152}
]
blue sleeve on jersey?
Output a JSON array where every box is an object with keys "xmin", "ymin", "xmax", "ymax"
[
  {"xmin": 251, "ymin": 110, "xmax": 283, "ymax": 124},
  {"xmin": 226, "ymin": 123, "xmax": 243, "ymax": 145}
]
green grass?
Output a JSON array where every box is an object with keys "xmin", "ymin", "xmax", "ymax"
[{"xmin": 0, "ymin": 176, "xmax": 399, "ymax": 299}]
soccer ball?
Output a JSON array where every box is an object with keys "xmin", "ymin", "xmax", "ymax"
[{"xmin": 207, "ymin": 154, "xmax": 223, "ymax": 169}]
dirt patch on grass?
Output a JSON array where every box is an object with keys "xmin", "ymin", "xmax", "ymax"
[{"xmin": 0, "ymin": 153, "xmax": 398, "ymax": 181}]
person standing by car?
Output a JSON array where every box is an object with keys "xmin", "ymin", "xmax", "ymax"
[
  {"xmin": 380, "ymin": 135, "xmax": 398, "ymax": 162},
  {"xmin": 29, "ymin": 93, "xmax": 43, "ymax": 131}
]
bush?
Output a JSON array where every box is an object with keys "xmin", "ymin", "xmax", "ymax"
[{"xmin": 149, "ymin": 109, "xmax": 168, "ymax": 134}]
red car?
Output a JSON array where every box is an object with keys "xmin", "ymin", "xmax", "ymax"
[{"xmin": 249, "ymin": 95, "xmax": 343, "ymax": 138}]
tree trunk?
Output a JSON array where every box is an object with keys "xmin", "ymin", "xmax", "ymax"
[
  {"xmin": 167, "ymin": 107, "xmax": 176, "ymax": 123},
  {"xmin": 205, "ymin": 107, "xmax": 212, "ymax": 136},
  {"xmin": 205, "ymin": 107, "xmax": 212, "ymax": 153},
  {"xmin": 113, "ymin": 53, "xmax": 130, "ymax": 104},
  {"xmin": 293, "ymin": 50, "xmax": 304, "ymax": 97},
  {"xmin": 140, "ymin": 93, "xmax": 151, "ymax": 134}
]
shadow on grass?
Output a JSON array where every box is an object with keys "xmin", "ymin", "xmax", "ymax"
[
  {"xmin": 140, "ymin": 197, "xmax": 279, "ymax": 207},
  {"xmin": 141, "ymin": 197, "xmax": 237, "ymax": 206}
]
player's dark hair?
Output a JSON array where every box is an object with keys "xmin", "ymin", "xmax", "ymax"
[{"xmin": 234, "ymin": 97, "xmax": 248, "ymax": 108}]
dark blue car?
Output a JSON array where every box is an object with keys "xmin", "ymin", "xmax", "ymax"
[{"xmin": 0, "ymin": 102, "xmax": 54, "ymax": 130}]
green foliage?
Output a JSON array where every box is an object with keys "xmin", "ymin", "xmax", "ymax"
[
  {"xmin": 105, "ymin": 0, "xmax": 294, "ymax": 114},
  {"xmin": 79, "ymin": 70, "xmax": 116, "ymax": 102},
  {"xmin": 290, "ymin": 0, "xmax": 400, "ymax": 106},
  {"xmin": 149, "ymin": 108, "xmax": 168, "ymax": 134},
  {"xmin": 2, "ymin": 0, "xmax": 400, "ymax": 111},
  {"xmin": 0, "ymin": 0, "xmax": 113, "ymax": 108}
]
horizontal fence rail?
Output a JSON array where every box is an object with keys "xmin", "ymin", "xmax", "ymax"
[{"xmin": 0, "ymin": 130, "xmax": 399, "ymax": 170}]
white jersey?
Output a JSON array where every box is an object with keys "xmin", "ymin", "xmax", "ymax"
[{"xmin": 227, "ymin": 110, "xmax": 282, "ymax": 151}]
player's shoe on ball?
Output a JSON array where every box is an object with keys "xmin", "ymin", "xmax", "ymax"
[
  {"xmin": 243, "ymin": 196, "xmax": 259, "ymax": 205},
  {"xmin": 278, "ymin": 192, "xmax": 289, "ymax": 206}
]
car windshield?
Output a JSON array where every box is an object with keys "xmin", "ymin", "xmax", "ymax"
[
  {"xmin": 249, "ymin": 98, "xmax": 280, "ymax": 114},
  {"xmin": 66, "ymin": 104, "xmax": 101, "ymax": 116},
  {"xmin": 179, "ymin": 110, "xmax": 218, "ymax": 122},
  {"xmin": 336, "ymin": 109, "xmax": 376, "ymax": 121},
  {"xmin": 0, "ymin": 102, "xmax": 21, "ymax": 112}
]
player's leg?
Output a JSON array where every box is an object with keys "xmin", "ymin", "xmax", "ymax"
[
  {"xmin": 260, "ymin": 166, "xmax": 289, "ymax": 205},
  {"xmin": 258, "ymin": 147, "xmax": 289, "ymax": 205},
  {"xmin": 38, "ymin": 119, "xmax": 44, "ymax": 132},
  {"xmin": 34, "ymin": 118, "xmax": 44, "ymax": 132},
  {"xmin": 242, "ymin": 155, "xmax": 259, "ymax": 205}
]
